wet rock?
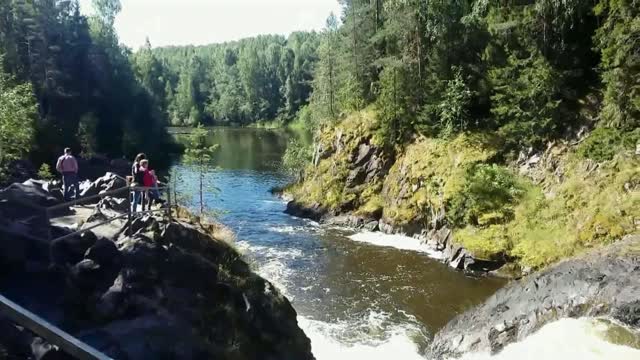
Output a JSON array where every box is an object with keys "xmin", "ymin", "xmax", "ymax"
[
  {"xmin": 363, "ymin": 220, "xmax": 379, "ymax": 232},
  {"xmin": 429, "ymin": 235, "xmax": 640, "ymax": 359},
  {"xmin": 285, "ymin": 201, "xmax": 327, "ymax": 222}
]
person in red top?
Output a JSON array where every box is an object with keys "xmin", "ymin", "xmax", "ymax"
[
  {"xmin": 56, "ymin": 147, "xmax": 79, "ymax": 201},
  {"xmin": 139, "ymin": 159, "xmax": 161, "ymax": 205}
]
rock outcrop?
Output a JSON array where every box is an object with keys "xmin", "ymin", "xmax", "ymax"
[
  {"xmin": 428, "ymin": 235, "xmax": 640, "ymax": 359},
  {"xmin": 0, "ymin": 178, "xmax": 314, "ymax": 360}
]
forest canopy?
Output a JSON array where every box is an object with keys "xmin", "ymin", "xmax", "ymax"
[
  {"xmin": 135, "ymin": 33, "xmax": 320, "ymax": 126},
  {"xmin": 0, "ymin": 0, "xmax": 637, "ymax": 176},
  {"xmin": 0, "ymin": 0, "xmax": 173, "ymax": 173}
]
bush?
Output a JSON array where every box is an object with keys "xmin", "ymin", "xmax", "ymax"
[
  {"xmin": 282, "ymin": 138, "xmax": 312, "ymax": 182},
  {"xmin": 0, "ymin": 66, "xmax": 36, "ymax": 181},
  {"xmin": 577, "ymin": 127, "xmax": 639, "ymax": 162},
  {"xmin": 448, "ymin": 164, "xmax": 524, "ymax": 227},
  {"xmin": 37, "ymin": 164, "xmax": 55, "ymax": 181}
]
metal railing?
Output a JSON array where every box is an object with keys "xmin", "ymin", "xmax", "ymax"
[
  {"xmin": 0, "ymin": 295, "xmax": 113, "ymax": 360},
  {"xmin": 0, "ymin": 177, "xmax": 176, "ymax": 360}
]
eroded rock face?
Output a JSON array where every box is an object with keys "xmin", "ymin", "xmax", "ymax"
[
  {"xmin": 429, "ymin": 235, "xmax": 640, "ymax": 359},
  {"xmin": 80, "ymin": 172, "xmax": 127, "ymax": 199},
  {"xmin": 0, "ymin": 179, "xmax": 314, "ymax": 360}
]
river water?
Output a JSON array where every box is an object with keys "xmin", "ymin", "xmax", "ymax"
[{"xmin": 171, "ymin": 127, "xmax": 640, "ymax": 359}]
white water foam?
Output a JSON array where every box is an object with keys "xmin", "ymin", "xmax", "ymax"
[
  {"xmin": 458, "ymin": 318, "xmax": 640, "ymax": 360},
  {"xmin": 349, "ymin": 231, "xmax": 445, "ymax": 259},
  {"xmin": 235, "ymin": 240, "xmax": 303, "ymax": 299},
  {"xmin": 299, "ymin": 314, "xmax": 425, "ymax": 360}
]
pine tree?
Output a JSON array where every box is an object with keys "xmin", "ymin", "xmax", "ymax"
[{"xmin": 182, "ymin": 125, "xmax": 219, "ymax": 217}]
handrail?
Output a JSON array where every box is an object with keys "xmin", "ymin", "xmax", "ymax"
[
  {"xmin": 0, "ymin": 294, "xmax": 113, "ymax": 360},
  {"xmin": 0, "ymin": 178, "xmax": 177, "ymax": 360}
]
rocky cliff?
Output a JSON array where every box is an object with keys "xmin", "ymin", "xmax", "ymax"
[
  {"xmin": 285, "ymin": 109, "xmax": 639, "ymax": 275},
  {"xmin": 0, "ymin": 178, "xmax": 314, "ymax": 360}
]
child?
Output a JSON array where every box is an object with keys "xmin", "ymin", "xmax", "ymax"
[{"xmin": 140, "ymin": 160, "xmax": 162, "ymax": 204}]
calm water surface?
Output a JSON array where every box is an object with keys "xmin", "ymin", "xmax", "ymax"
[{"xmin": 172, "ymin": 127, "xmax": 506, "ymax": 358}]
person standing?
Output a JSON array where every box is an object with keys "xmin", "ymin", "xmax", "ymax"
[
  {"xmin": 131, "ymin": 153, "xmax": 146, "ymax": 212},
  {"xmin": 56, "ymin": 148, "xmax": 79, "ymax": 201},
  {"xmin": 140, "ymin": 159, "xmax": 162, "ymax": 205}
]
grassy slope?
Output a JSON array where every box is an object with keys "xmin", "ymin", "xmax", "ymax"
[{"xmin": 290, "ymin": 109, "xmax": 639, "ymax": 269}]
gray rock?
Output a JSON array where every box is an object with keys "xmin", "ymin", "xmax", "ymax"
[
  {"xmin": 353, "ymin": 143, "xmax": 374, "ymax": 167},
  {"xmin": 97, "ymin": 197, "xmax": 129, "ymax": 213},
  {"xmin": 284, "ymin": 201, "xmax": 327, "ymax": 222},
  {"xmin": 429, "ymin": 235, "xmax": 640, "ymax": 359}
]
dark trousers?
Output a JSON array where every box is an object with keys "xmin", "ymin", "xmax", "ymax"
[{"xmin": 62, "ymin": 172, "xmax": 79, "ymax": 201}]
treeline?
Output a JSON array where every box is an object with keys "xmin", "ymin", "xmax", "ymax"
[
  {"xmin": 132, "ymin": 33, "xmax": 320, "ymax": 126},
  {"xmin": 304, "ymin": 0, "xmax": 638, "ymax": 151},
  {"xmin": 0, "ymin": 0, "xmax": 173, "ymax": 177}
]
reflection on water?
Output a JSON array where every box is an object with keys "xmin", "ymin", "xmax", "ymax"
[
  {"xmin": 172, "ymin": 127, "xmax": 506, "ymax": 358},
  {"xmin": 173, "ymin": 126, "xmax": 311, "ymax": 171}
]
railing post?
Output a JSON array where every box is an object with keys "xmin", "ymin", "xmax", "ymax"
[
  {"xmin": 126, "ymin": 178, "xmax": 132, "ymax": 237},
  {"xmin": 166, "ymin": 185, "xmax": 172, "ymax": 221}
]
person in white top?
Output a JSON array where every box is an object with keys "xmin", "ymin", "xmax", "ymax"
[{"xmin": 56, "ymin": 147, "xmax": 79, "ymax": 201}]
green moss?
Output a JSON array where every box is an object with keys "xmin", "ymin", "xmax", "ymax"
[
  {"xmin": 292, "ymin": 108, "xmax": 639, "ymax": 270},
  {"xmin": 289, "ymin": 109, "xmax": 382, "ymax": 212},
  {"xmin": 381, "ymin": 132, "xmax": 501, "ymax": 226},
  {"xmin": 454, "ymin": 225, "xmax": 511, "ymax": 260}
]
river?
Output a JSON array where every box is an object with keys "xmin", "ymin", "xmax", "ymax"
[{"xmin": 171, "ymin": 127, "xmax": 640, "ymax": 359}]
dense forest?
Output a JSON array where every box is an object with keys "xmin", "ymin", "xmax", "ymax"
[
  {"xmin": 298, "ymin": 0, "xmax": 638, "ymax": 148},
  {"xmin": 136, "ymin": 33, "xmax": 320, "ymax": 126},
  {"xmin": 285, "ymin": 0, "xmax": 639, "ymax": 269},
  {"xmin": 0, "ymin": 0, "xmax": 173, "ymax": 179}
]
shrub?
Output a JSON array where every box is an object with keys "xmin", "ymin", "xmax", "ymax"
[
  {"xmin": 577, "ymin": 127, "xmax": 639, "ymax": 162},
  {"xmin": 37, "ymin": 164, "xmax": 55, "ymax": 181},
  {"xmin": 282, "ymin": 138, "xmax": 312, "ymax": 182},
  {"xmin": 448, "ymin": 164, "xmax": 524, "ymax": 227}
]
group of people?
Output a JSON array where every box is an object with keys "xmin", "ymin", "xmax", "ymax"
[
  {"xmin": 55, "ymin": 148, "xmax": 163, "ymax": 211},
  {"xmin": 131, "ymin": 153, "xmax": 163, "ymax": 211}
]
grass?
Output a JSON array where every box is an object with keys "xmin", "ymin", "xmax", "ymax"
[
  {"xmin": 293, "ymin": 109, "xmax": 639, "ymax": 270},
  {"xmin": 381, "ymin": 133, "xmax": 500, "ymax": 226},
  {"xmin": 454, "ymin": 149, "xmax": 639, "ymax": 269}
]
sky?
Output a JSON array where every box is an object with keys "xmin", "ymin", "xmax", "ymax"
[{"xmin": 79, "ymin": 0, "xmax": 343, "ymax": 50}]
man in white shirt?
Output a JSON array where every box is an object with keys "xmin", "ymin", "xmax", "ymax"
[{"xmin": 56, "ymin": 147, "xmax": 79, "ymax": 201}]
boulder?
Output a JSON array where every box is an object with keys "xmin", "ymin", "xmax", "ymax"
[
  {"xmin": 50, "ymin": 231, "xmax": 98, "ymax": 267},
  {"xmin": 429, "ymin": 235, "xmax": 640, "ymax": 359},
  {"xmin": 97, "ymin": 197, "xmax": 129, "ymax": 213},
  {"xmin": 0, "ymin": 183, "xmax": 62, "ymax": 210},
  {"xmin": 284, "ymin": 201, "xmax": 326, "ymax": 222},
  {"xmin": 84, "ymin": 238, "xmax": 121, "ymax": 267},
  {"xmin": 80, "ymin": 173, "xmax": 127, "ymax": 200}
]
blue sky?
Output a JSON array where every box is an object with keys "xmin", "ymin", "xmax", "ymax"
[{"xmin": 79, "ymin": 0, "xmax": 342, "ymax": 49}]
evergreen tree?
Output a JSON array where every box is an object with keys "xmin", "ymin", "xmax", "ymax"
[
  {"xmin": 0, "ymin": 61, "xmax": 36, "ymax": 180},
  {"xmin": 182, "ymin": 125, "xmax": 219, "ymax": 216}
]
